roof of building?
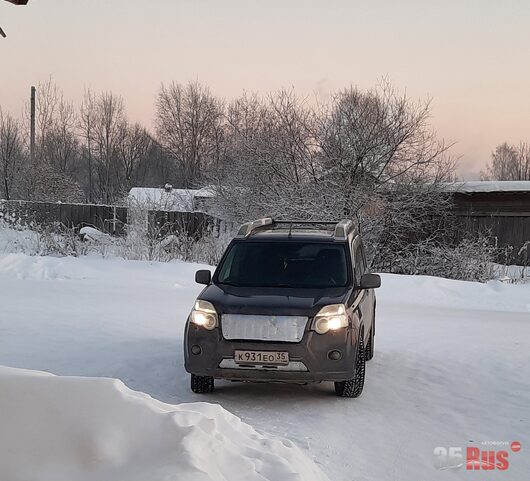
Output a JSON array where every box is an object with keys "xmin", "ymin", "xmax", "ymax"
[
  {"xmin": 444, "ymin": 181, "xmax": 530, "ymax": 193},
  {"xmin": 128, "ymin": 186, "xmax": 215, "ymax": 212}
]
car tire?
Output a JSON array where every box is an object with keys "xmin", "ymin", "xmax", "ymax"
[
  {"xmin": 334, "ymin": 334, "xmax": 366, "ymax": 398},
  {"xmin": 190, "ymin": 374, "xmax": 214, "ymax": 394},
  {"xmin": 365, "ymin": 325, "xmax": 375, "ymax": 361}
]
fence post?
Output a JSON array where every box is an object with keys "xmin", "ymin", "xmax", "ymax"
[{"xmin": 112, "ymin": 206, "xmax": 117, "ymax": 234}]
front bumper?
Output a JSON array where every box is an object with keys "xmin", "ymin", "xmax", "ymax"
[{"xmin": 184, "ymin": 320, "xmax": 359, "ymax": 382}]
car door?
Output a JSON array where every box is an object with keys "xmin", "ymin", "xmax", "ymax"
[{"xmin": 352, "ymin": 238, "xmax": 373, "ymax": 345}]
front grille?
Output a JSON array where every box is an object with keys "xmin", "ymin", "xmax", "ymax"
[{"xmin": 221, "ymin": 314, "xmax": 308, "ymax": 342}]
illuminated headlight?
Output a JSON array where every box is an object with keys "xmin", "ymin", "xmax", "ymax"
[
  {"xmin": 312, "ymin": 304, "xmax": 348, "ymax": 334},
  {"xmin": 190, "ymin": 300, "xmax": 218, "ymax": 330}
]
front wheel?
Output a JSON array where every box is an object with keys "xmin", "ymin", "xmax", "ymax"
[
  {"xmin": 190, "ymin": 374, "xmax": 214, "ymax": 393},
  {"xmin": 334, "ymin": 334, "xmax": 366, "ymax": 398}
]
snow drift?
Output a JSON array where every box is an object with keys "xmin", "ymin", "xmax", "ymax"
[{"xmin": 0, "ymin": 366, "xmax": 329, "ymax": 481}]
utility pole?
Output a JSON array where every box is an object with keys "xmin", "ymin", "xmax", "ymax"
[{"xmin": 30, "ymin": 85, "xmax": 36, "ymax": 163}]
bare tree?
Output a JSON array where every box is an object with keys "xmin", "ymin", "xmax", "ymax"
[
  {"xmin": 213, "ymin": 82, "xmax": 455, "ymax": 270},
  {"xmin": 318, "ymin": 81, "xmax": 453, "ymax": 216},
  {"xmin": 0, "ymin": 109, "xmax": 24, "ymax": 200},
  {"xmin": 92, "ymin": 92, "xmax": 125, "ymax": 203},
  {"xmin": 116, "ymin": 121, "xmax": 153, "ymax": 192},
  {"xmin": 79, "ymin": 89, "xmax": 97, "ymax": 202},
  {"xmin": 482, "ymin": 142, "xmax": 530, "ymax": 181},
  {"xmin": 35, "ymin": 78, "xmax": 60, "ymax": 156},
  {"xmin": 43, "ymin": 98, "xmax": 78, "ymax": 174},
  {"xmin": 213, "ymin": 90, "xmax": 326, "ymax": 221},
  {"xmin": 156, "ymin": 81, "xmax": 224, "ymax": 188}
]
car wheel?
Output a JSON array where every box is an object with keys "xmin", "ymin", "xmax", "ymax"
[
  {"xmin": 190, "ymin": 374, "xmax": 214, "ymax": 394},
  {"xmin": 365, "ymin": 325, "xmax": 374, "ymax": 361},
  {"xmin": 334, "ymin": 334, "xmax": 366, "ymax": 398}
]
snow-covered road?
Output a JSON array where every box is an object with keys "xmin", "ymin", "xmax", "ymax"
[{"xmin": 1, "ymin": 253, "xmax": 529, "ymax": 481}]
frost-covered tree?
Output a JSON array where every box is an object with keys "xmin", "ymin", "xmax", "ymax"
[
  {"xmin": 482, "ymin": 142, "xmax": 530, "ymax": 181},
  {"xmin": 0, "ymin": 109, "xmax": 24, "ymax": 200},
  {"xmin": 92, "ymin": 92, "xmax": 125, "ymax": 203},
  {"xmin": 116, "ymin": 121, "xmax": 153, "ymax": 192},
  {"xmin": 79, "ymin": 89, "xmax": 97, "ymax": 202},
  {"xmin": 156, "ymin": 81, "xmax": 224, "ymax": 189},
  {"xmin": 211, "ymin": 90, "xmax": 335, "ymax": 221},
  {"xmin": 212, "ymin": 82, "xmax": 455, "ymax": 269}
]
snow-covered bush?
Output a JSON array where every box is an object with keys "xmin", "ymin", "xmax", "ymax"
[
  {"xmin": 3, "ymin": 217, "xmax": 526, "ymax": 284},
  {"xmin": 387, "ymin": 235, "xmax": 501, "ymax": 282},
  {"xmin": 0, "ymin": 221, "xmax": 40, "ymax": 254},
  {"xmin": 34, "ymin": 223, "xmax": 86, "ymax": 257}
]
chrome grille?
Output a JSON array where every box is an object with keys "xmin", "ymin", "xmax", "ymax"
[{"xmin": 221, "ymin": 314, "xmax": 308, "ymax": 342}]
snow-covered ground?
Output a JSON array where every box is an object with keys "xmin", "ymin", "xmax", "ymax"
[
  {"xmin": 0, "ymin": 366, "xmax": 327, "ymax": 481},
  {"xmin": 1, "ymin": 252, "xmax": 529, "ymax": 480}
]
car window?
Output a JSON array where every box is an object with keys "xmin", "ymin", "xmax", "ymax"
[{"xmin": 216, "ymin": 241, "xmax": 349, "ymax": 288}]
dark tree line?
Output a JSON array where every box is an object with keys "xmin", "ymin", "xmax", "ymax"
[{"xmin": 0, "ymin": 80, "xmax": 175, "ymax": 203}]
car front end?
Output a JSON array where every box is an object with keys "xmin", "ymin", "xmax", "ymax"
[{"xmin": 184, "ymin": 284, "xmax": 360, "ymax": 384}]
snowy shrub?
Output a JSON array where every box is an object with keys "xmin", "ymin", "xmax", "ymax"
[
  {"xmin": 517, "ymin": 241, "xmax": 530, "ymax": 279},
  {"xmin": 34, "ymin": 224, "xmax": 85, "ymax": 257},
  {"xmin": 187, "ymin": 229, "xmax": 234, "ymax": 265},
  {"xmin": 386, "ymin": 235, "xmax": 501, "ymax": 282},
  {"xmin": 117, "ymin": 222, "xmax": 233, "ymax": 264},
  {"xmin": 0, "ymin": 220, "xmax": 40, "ymax": 254}
]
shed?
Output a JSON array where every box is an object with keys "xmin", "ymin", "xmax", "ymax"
[{"xmin": 445, "ymin": 181, "xmax": 530, "ymax": 264}]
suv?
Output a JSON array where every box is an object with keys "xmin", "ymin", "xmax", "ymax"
[{"xmin": 184, "ymin": 218, "xmax": 381, "ymax": 398}]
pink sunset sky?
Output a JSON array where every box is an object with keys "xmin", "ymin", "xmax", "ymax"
[{"xmin": 1, "ymin": 0, "xmax": 529, "ymax": 179}]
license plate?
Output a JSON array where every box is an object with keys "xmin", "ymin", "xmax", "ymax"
[{"xmin": 234, "ymin": 350, "xmax": 289, "ymax": 365}]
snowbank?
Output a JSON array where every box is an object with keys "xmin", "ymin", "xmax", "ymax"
[
  {"xmin": 0, "ymin": 224, "xmax": 39, "ymax": 255},
  {"xmin": 0, "ymin": 366, "xmax": 329, "ymax": 481},
  {"xmin": 379, "ymin": 272, "xmax": 530, "ymax": 312}
]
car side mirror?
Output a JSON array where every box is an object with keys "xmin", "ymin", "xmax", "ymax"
[
  {"xmin": 195, "ymin": 270, "xmax": 212, "ymax": 285},
  {"xmin": 359, "ymin": 273, "xmax": 381, "ymax": 289}
]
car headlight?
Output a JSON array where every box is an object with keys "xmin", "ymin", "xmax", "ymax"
[
  {"xmin": 190, "ymin": 300, "xmax": 218, "ymax": 330},
  {"xmin": 312, "ymin": 304, "xmax": 348, "ymax": 334}
]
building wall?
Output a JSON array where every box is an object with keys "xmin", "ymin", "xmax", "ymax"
[{"xmin": 452, "ymin": 191, "xmax": 530, "ymax": 264}]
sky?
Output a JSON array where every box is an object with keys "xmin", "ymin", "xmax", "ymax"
[{"xmin": 1, "ymin": 0, "xmax": 530, "ymax": 179}]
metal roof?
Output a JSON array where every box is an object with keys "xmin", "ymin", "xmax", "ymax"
[{"xmin": 444, "ymin": 181, "xmax": 530, "ymax": 194}]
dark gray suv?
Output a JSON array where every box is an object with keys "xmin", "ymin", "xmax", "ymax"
[{"xmin": 184, "ymin": 218, "xmax": 381, "ymax": 397}]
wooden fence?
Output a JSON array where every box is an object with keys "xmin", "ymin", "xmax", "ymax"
[
  {"xmin": 1, "ymin": 197, "xmax": 529, "ymax": 264},
  {"xmin": 0, "ymin": 199, "xmax": 220, "ymax": 239},
  {"xmin": 0, "ymin": 199, "xmax": 128, "ymax": 234}
]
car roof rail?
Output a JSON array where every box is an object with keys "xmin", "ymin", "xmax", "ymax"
[
  {"xmin": 334, "ymin": 219, "xmax": 355, "ymax": 239},
  {"xmin": 236, "ymin": 218, "xmax": 357, "ymax": 240},
  {"xmin": 236, "ymin": 217, "xmax": 273, "ymax": 238}
]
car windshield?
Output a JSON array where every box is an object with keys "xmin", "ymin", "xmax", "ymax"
[{"xmin": 216, "ymin": 241, "xmax": 349, "ymax": 288}]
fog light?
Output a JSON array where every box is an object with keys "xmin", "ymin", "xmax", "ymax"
[
  {"xmin": 191, "ymin": 345, "xmax": 202, "ymax": 355},
  {"xmin": 328, "ymin": 350, "xmax": 342, "ymax": 361}
]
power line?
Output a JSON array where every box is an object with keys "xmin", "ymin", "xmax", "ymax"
[{"xmin": 1, "ymin": 0, "xmax": 30, "ymax": 38}]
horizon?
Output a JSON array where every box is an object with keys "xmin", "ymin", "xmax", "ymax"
[{"xmin": 2, "ymin": 0, "xmax": 530, "ymax": 179}]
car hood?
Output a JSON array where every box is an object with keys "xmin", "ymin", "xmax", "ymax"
[{"xmin": 198, "ymin": 284, "xmax": 351, "ymax": 317}]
